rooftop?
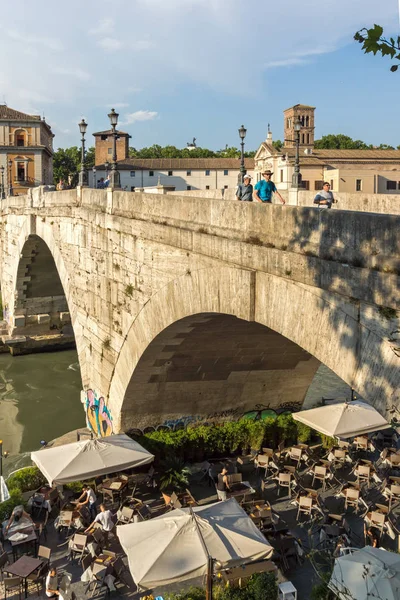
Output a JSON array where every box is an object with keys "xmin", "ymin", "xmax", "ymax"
[
  {"xmin": 0, "ymin": 105, "xmax": 42, "ymax": 121},
  {"xmin": 93, "ymin": 129, "xmax": 131, "ymax": 137},
  {"xmin": 96, "ymin": 157, "xmax": 256, "ymax": 169},
  {"xmin": 283, "ymin": 104, "xmax": 316, "ymax": 112}
]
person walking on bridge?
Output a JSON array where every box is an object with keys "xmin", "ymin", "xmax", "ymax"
[
  {"xmin": 236, "ymin": 174, "xmax": 253, "ymax": 201},
  {"xmin": 314, "ymin": 182, "xmax": 335, "ymax": 209},
  {"xmin": 253, "ymin": 170, "xmax": 285, "ymax": 204}
]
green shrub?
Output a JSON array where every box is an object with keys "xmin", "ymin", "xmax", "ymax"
[
  {"xmin": 296, "ymin": 422, "xmax": 313, "ymax": 444},
  {"xmin": 7, "ymin": 466, "xmax": 46, "ymax": 493},
  {"xmin": 0, "ymin": 488, "xmax": 24, "ymax": 522},
  {"xmin": 158, "ymin": 457, "xmax": 191, "ymax": 491},
  {"xmin": 64, "ymin": 481, "xmax": 88, "ymax": 493},
  {"xmin": 319, "ymin": 434, "xmax": 336, "ymax": 449}
]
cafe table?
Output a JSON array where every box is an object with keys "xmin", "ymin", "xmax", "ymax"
[{"xmin": 6, "ymin": 555, "xmax": 43, "ymax": 598}]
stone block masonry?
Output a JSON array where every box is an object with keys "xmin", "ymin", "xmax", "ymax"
[{"xmin": 0, "ymin": 186, "xmax": 398, "ymax": 433}]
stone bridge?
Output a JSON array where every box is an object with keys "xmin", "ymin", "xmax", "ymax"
[{"xmin": 0, "ymin": 187, "xmax": 399, "ymax": 435}]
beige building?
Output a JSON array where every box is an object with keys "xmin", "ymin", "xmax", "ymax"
[
  {"xmin": 93, "ymin": 156, "xmax": 255, "ymax": 192},
  {"xmin": 0, "ymin": 105, "xmax": 54, "ymax": 195},
  {"xmin": 255, "ymin": 104, "xmax": 400, "ymax": 194}
]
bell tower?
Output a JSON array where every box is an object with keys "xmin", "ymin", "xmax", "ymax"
[{"xmin": 283, "ymin": 104, "xmax": 315, "ymax": 150}]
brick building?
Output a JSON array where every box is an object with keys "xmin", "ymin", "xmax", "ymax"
[{"xmin": 93, "ymin": 129, "xmax": 131, "ymax": 165}]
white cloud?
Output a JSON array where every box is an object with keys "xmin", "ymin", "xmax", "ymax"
[
  {"xmin": 265, "ymin": 58, "xmax": 309, "ymax": 69},
  {"xmin": 97, "ymin": 37, "xmax": 123, "ymax": 51},
  {"xmin": 121, "ymin": 110, "xmax": 158, "ymax": 125},
  {"xmin": 89, "ymin": 18, "xmax": 114, "ymax": 35},
  {"xmin": 52, "ymin": 67, "xmax": 91, "ymax": 81},
  {"xmin": 7, "ymin": 29, "xmax": 63, "ymax": 51}
]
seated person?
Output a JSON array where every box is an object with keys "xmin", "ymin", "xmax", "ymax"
[
  {"xmin": 5, "ymin": 504, "xmax": 34, "ymax": 534},
  {"xmin": 46, "ymin": 567, "xmax": 60, "ymax": 598},
  {"xmin": 364, "ymin": 523, "xmax": 379, "ymax": 548}
]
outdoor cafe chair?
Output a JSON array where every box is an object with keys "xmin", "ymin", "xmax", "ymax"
[
  {"xmin": 356, "ymin": 465, "xmax": 371, "ymax": 485},
  {"xmin": 312, "ymin": 466, "xmax": 327, "ymax": 491},
  {"xmin": 278, "ymin": 473, "xmax": 292, "ymax": 497},
  {"xmin": 369, "ymin": 511, "xmax": 386, "ymax": 538},
  {"xmin": 26, "ymin": 562, "xmax": 49, "ymax": 596},
  {"xmin": 69, "ymin": 533, "xmax": 88, "ymax": 562},
  {"xmin": 289, "ymin": 447, "xmax": 303, "ymax": 468},
  {"xmin": 388, "ymin": 453, "xmax": 400, "ymax": 469},
  {"xmin": 333, "ymin": 449, "xmax": 347, "ymax": 465},
  {"xmin": 388, "ymin": 484, "xmax": 400, "ymax": 511},
  {"xmin": 81, "ymin": 553, "xmax": 93, "ymax": 574},
  {"xmin": 0, "ymin": 551, "xmax": 10, "ymax": 582},
  {"xmin": 354, "ymin": 436, "xmax": 369, "ymax": 452},
  {"xmin": 88, "ymin": 562, "xmax": 110, "ymax": 598},
  {"xmin": 344, "ymin": 488, "xmax": 360, "ymax": 512},
  {"xmin": 116, "ymin": 506, "xmax": 134, "ymax": 526},
  {"xmin": 255, "ymin": 454, "xmax": 271, "ymax": 477},
  {"xmin": 37, "ymin": 544, "xmax": 51, "ymax": 565},
  {"xmin": 337, "ymin": 440, "xmax": 350, "ymax": 450},
  {"xmin": 4, "ymin": 576, "xmax": 22, "ymax": 600},
  {"xmin": 296, "ymin": 496, "xmax": 313, "ymax": 521}
]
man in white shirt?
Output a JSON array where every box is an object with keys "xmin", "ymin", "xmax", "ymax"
[
  {"xmin": 76, "ymin": 485, "xmax": 97, "ymax": 520},
  {"xmin": 46, "ymin": 567, "xmax": 59, "ymax": 598},
  {"xmin": 85, "ymin": 503, "xmax": 115, "ymax": 545}
]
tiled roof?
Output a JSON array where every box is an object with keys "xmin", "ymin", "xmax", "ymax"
[
  {"xmin": 0, "ymin": 105, "xmax": 41, "ymax": 120},
  {"xmin": 97, "ymin": 157, "xmax": 255, "ymax": 169},
  {"xmin": 284, "ymin": 104, "xmax": 316, "ymax": 112},
  {"xmin": 93, "ymin": 129, "xmax": 131, "ymax": 137},
  {"xmin": 282, "ymin": 148, "xmax": 400, "ymax": 163}
]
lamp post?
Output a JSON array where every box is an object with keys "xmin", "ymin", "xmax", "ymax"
[
  {"xmin": 108, "ymin": 108, "xmax": 121, "ymax": 189},
  {"xmin": 291, "ymin": 117, "xmax": 302, "ymax": 189},
  {"xmin": 0, "ymin": 166, "xmax": 5, "ymax": 200},
  {"xmin": 92, "ymin": 166, "xmax": 97, "ymax": 189},
  {"xmin": 78, "ymin": 118, "xmax": 88, "ymax": 187},
  {"xmin": 8, "ymin": 159, "xmax": 13, "ymax": 196},
  {"xmin": 238, "ymin": 124, "xmax": 247, "ymax": 184}
]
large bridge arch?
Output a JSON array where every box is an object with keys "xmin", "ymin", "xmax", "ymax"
[
  {"xmin": 3, "ymin": 216, "xmax": 86, "ymax": 383},
  {"xmin": 107, "ymin": 265, "xmax": 397, "ymax": 432}
]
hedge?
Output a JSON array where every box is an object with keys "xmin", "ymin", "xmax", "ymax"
[
  {"xmin": 163, "ymin": 572, "xmax": 278, "ymax": 600},
  {"xmin": 7, "ymin": 466, "xmax": 47, "ymax": 493},
  {"xmin": 132, "ymin": 414, "xmax": 322, "ymax": 463}
]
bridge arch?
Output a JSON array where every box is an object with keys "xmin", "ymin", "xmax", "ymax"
[
  {"xmin": 5, "ymin": 216, "xmax": 86, "ymax": 384},
  {"xmin": 107, "ymin": 265, "xmax": 394, "ymax": 433}
]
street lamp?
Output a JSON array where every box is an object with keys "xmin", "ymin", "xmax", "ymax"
[
  {"xmin": 238, "ymin": 124, "xmax": 247, "ymax": 184},
  {"xmin": 8, "ymin": 159, "xmax": 13, "ymax": 196},
  {"xmin": 92, "ymin": 166, "xmax": 97, "ymax": 189},
  {"xmin": 107, "ymin": 108, "xmax": 121, "ymax": 189},
  {"xmin": 291, "ymin": 117, "xmax": 302, "ymax": 189},
  {"xmin": 78, "ymin": 118, "xmax": 88, "ymax": 187},
  {"xmin": 0, "ymin": 166, "xmax": 5, "ymax": 200}
]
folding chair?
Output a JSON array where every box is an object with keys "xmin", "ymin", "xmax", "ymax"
[
  {"xmin": 312, "ymin": 466, "xmax": 327, "ymax": 491},
  {"xmin": 296, "ymin": 496, "xmax": 313, "ymax": 521},
  {"xmin": 278, "ymin": 472, "xmax": 292, "ymax": 497},
  {"xmin": 344, "ymin": 488, "xmax": 360, "ymax": 511},
  {"xmin": 88, "ymin": 562, "xmax": 109, "ymax": 598},
  {"xmin": 388, "ymin": 484, "xmax": 400, "ymax": 511},
  {"xmin": 116, "ymin": 506, "xmax": 134, "ymax": 525},
  {"xmin": 333, "ymin": 449, "xmax": 347, "ymax": 466},
  {"xmin": 255, "ymin": 454, "xmax": 271, "ymax": 476},
  {"xmin": 354, "ymin": 436, "xmax": 368, "ymax": 452},
  {"xmin": 357, "ymin": 465, "xmax": 371, "ymax": 485},
  {"xmin": 369, "ymin": 511, "xmax": 386, "ymax": 538}
]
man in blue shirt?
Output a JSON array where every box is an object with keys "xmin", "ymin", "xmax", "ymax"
[{"xmin": 253, "ymin": 170, "xmax": 286, "ymax": 204}]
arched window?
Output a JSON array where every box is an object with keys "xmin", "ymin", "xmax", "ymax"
[
  {"xmin": 301, "ymin": 134, "xmax": 305, "ymax": 144},
  {"xmin": 14, "ymin": 129, "xmax": 26, "ymax": 147}
]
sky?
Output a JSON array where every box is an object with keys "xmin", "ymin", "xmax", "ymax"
[{"xmin": 0, "ymin": 0, "xmax": 399, "ymax": 151}]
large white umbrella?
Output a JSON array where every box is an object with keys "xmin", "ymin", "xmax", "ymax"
[
  {"xmin": 117, "ymin": 497, "xmax": 273, "ymax": 591},
  {"xmin": 329, "ymin": 546, "xmax": 400, "ymax": 600},
  {"xmin": 0, "ymin": 476, "xmax": 10, "ymax": 502},
  {"xmin": 293, "ymin": 400, "xmax": 390, "ymax": 439},
  {"xmin": 31, "ymin": 434, "xmax": 154, "ymax": 485}
]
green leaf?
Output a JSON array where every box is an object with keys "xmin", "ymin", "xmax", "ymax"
[{"xmin": 390, "ymin": 65, "xmax": 399, "ymax": 72}]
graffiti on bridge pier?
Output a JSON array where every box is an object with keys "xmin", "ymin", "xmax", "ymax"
[{"xmin": 85, "ymin": 389, "xmax": 113, "ymax": 437}]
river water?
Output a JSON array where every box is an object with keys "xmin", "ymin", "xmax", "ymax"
[{"xmin": 0, "ymin": 351, "xmax": 355, "ymax": 478}]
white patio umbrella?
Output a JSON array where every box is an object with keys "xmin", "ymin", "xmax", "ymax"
[
  {"xmin": 117, "ymin": 498, "xmax": 273, "ymax": 591},
  {"xmin": 31, "ymin": 433, "xmax": 154, "ymax": 485},
  {"xmin": 328, "ymin": 546, "xmax": 400, "ymax": 600},
  {"xmin": 293, "ymin": 400, "xmax": 390, "ymax": 439},
  {"xmin": 0, "ymin": 476, "xmax": 10, "ymax": 502}
]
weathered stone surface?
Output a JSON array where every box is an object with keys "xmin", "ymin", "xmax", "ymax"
[{"xmin": 0, "ymin": 187, "xmax": 399, "ymax": 433}]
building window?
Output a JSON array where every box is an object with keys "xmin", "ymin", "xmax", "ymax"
[
  {"xmin": 330, "ymin": 180, "xmax": 334, "ymax": 190},
  {"xmin": 130, "ymin": 171, "xmax": 135, "ymax": 177},
  {"xmin": 315, "ymin": 180, "xmax": 324, "ymax": 191},
  {"xmin": 168, "ymin": 170, "xmax": 173, "ymax": 176},
  {"xmin": 301, "ymin": 134, "xmax": 305, "ymax": 144},
  {"xmin": 280, "ymin": 169, "xmax": 283, "ymax": 183},
  {"xmin": 386, "ymin": 180, "xmax": 396, "ymax": 190},
  {"xmin": 16, "ymin": 134, "xmax": 25, "ymax": 147},
  {"xmin": 306, "ymin": 133, "xmax": 310, "ymax": 144},
  {"xmin": 186, "ymin": 170, "xmax": 191, "ymax": 176},
  {"xmin": 206, "ymin": 185, "xmax": 210, "ymax": 190},
  {"xmin": 224, "ymin": 170, "xmax": 228, "ymax": 176},
  {"xmin": 131, "ymin": 186, "xmax": 135, "ymax": 192},
  {"xmin": 107, "ymin": 148, "xmax": 112, "ymax": 155},
  {"xmin": 101, "ymin": 135, "xmax": 109, "ymax": 141},
  {"xmin": 356, "ymin": 179, "xmax": 363, "ymax": 191},
  {"xmin": 205, "ymin": 170, "xmax": 210, "ymax": 176},
  {"xmin": 187, "ymin": 185, "xmax": 191, "ymax": 190},
  {"xmin": 302, "ymin": 180, "xmax": 310, "ymax": 190},
  {"xmin": 17, "ymin": 163, "xmax": 25, "ymax": 182},
  {"xmin": 149, "ymin": 170, "xmax": 154, "ymax": 177}
]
